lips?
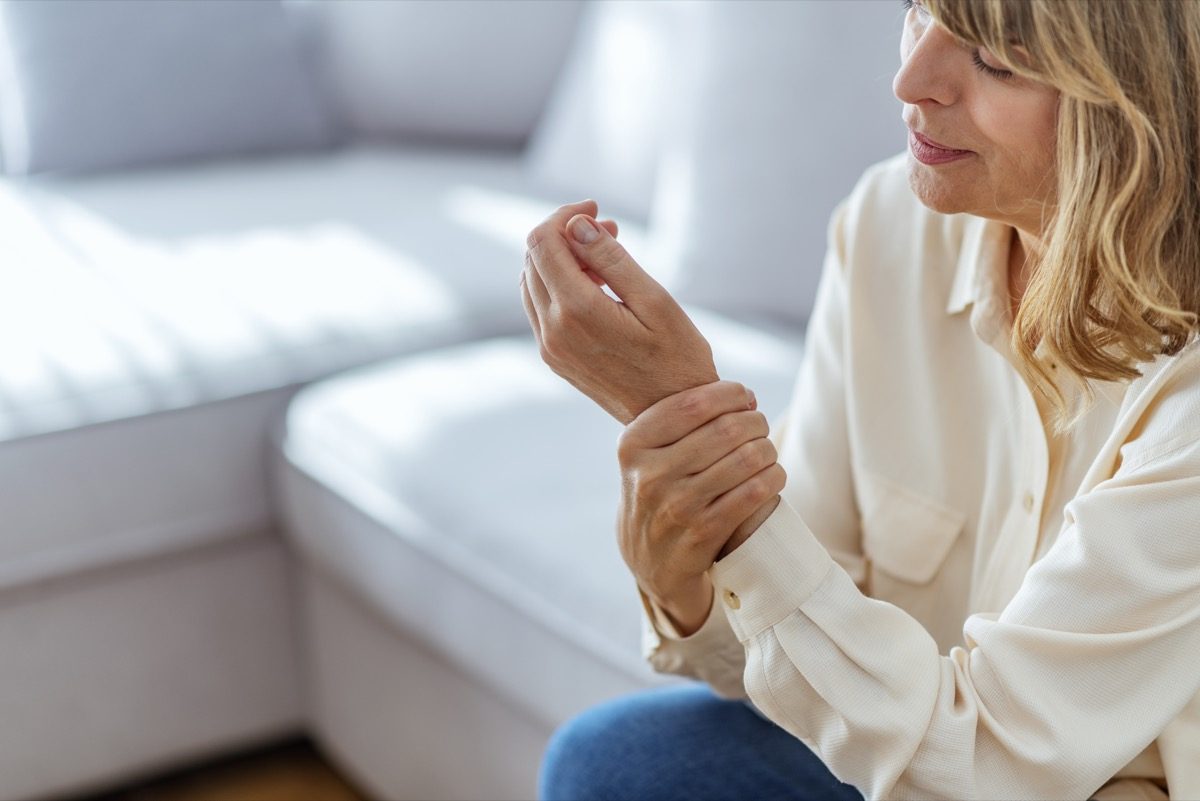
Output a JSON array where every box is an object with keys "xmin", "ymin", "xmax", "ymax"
[{"xmin": 911, "ymin": 130, "xmax": 971, "ymax": 153}]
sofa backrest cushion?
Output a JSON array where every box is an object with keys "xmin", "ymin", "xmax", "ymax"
[
  {"xmin": 0, "ymin": 0, "xmax": 337, "ymax": 176},
  {"xmin": 523, "ymin": 0, "xmax": 696, "ymax": 223},
  {"xmin": 312, "ymin": 0, "xmax": 583, "ymax": 148},
  {"xmin": 654, "ymin": 0, "xmax": 905, "ymax": 327},
  {"xmin": 525, "ymin": 0, "xmax": 904, "ymax": 326}
]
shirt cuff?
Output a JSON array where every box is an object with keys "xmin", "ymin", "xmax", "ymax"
[{"xmin": 709, "ymin": 497, "xmax": 835, "ymax": 642}]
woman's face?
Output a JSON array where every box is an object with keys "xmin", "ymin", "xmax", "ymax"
[{"xmin": 893, "ymin": 0, "xmax": 1060, "ymax": 237}]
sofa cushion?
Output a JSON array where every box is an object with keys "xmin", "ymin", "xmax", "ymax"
[
  {"xmin": 653, "ymin": 0, "xmax": 904, "ymax": 326},
  {"xmin": 275, "ymin": 315, "xmax": 804, "ymax": 728},
  {"xmin": 312, "ymin": 0, "xmax": 583, "ymax": 147},
  {"xmin": 524, "ymin": 0, "xmax": 698, "ymax": 222},
  {"xmin": 0, "ymin": 145, "xmax": 648, "ymax": 586},
  {"xmin": 0, "ymin": 0, "xmax": 336, "ymax": 175}
]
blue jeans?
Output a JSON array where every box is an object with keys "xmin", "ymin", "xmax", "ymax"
[{"xmin": 539, "ymin": 683, "xmax": 865, "ymax": 801}]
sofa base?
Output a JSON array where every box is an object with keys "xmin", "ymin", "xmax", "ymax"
[
  {"xmin": 0, "ymin": 534, "xmax": 303, "ymax": 801},
  {"xmin": 301, "ymin": 566, "xmax": 552, "ymax": 801}
]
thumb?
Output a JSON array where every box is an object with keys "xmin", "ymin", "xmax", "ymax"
[{"xmin": 565, "ymin": 213, "xmax": 666, "ymax": 306}]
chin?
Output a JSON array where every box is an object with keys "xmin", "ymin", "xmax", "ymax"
[{"xmin": 905, "ymin": 157, "xmax": 972, "ymax": 215}]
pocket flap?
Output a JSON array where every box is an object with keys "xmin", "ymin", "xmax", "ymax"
[{"xmin": 860, "ymin": 472, "xmax": 966, "ymax": 585}]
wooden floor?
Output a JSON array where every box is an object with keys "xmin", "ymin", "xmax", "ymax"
[{"xmin": 79, "ymin": 739, "xmax": 366, "ymax": 801}]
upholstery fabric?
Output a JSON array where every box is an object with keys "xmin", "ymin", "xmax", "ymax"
[
  {"xmin": 312, "ymin": 0, "xmax": 582, "ymax": 147},
  {"xmin": 524, "ymin": 0, "xmax": 698, "ymax": 222},
  {"xmin": 0, "ymin": 0, "xmax": 335, "ymax": 174},
  {"xmin": 0, "ymin": 145, "xmax": 631, "ymax": 586},
  {"xmin": 0, "ymin": 536, "xmax": 300, "ymax": 801},
  {"xmin": 0, "ymin": 146, "xmax": 605, "ymax": 442},
  {"xmin": 275, "ymin": 320, "xmax": 804, "ymax": 731},
  {"xmin": 653, "ymin": 0, "xmax": 905, "ymax": 327}
]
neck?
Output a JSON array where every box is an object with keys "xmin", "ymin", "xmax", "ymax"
[{"xmin": 1008, "ymin": 227, "xmax": 1044, "ymax": 321}]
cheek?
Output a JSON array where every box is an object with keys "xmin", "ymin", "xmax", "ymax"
[{"xmin": 974, "ymin": 92, "xmax": 1058, "ymax": 172}]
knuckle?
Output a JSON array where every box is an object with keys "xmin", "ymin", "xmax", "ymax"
[
  {"xmin": 751, "ymin": 410, "xmax": 771, "ymax": 435},
  {"xmin": 736, "ymin": 441, "xmax": 762, "ymax": 472},
  {"xmin": 767, "ymin": 463, "xmax": 788, "ymax": 492},
  {"xmin": 554, "ymin": 294, "xmax": 586, "ymax": 322},
  {"xmin": 743, "ymin": 474, "xmax": 772, "ymax": 505},
  {"xmin": 675, "ymin": 391, "xmax": 706, "ymax": 421},
  {"xmin": 717, "ymin": 413, "xmax": 745, "ymax": 443},
  {"xmin": 757, "ymin": 437, "xmax": 778, "ymax": 465},
  {"xmin": 723, "ymin": 380, "xmax": 747, "ymax": 399},
  {"xmin": 540, "ymin": 327, "xmax": 562, "ymax": 357},
  {"xmin": 525, "ymin": 227, "xmax": 545, "ymax": 252}
]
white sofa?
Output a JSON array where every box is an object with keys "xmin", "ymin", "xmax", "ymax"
[{"xmin": 0, "ymin": 2, "xmax": 902, "ymax": 799}]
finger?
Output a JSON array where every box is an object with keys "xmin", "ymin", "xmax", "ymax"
[
  {"xmin": 520, "ymin": 272, "xmax": 544, "ymax": 342},
  {"xmin": 705, "ymin": 463, "xmax": 788, "ymax": 535},
  {"xmin": 671, "ymin": 410, "xmax": 771, "ymax": 476},
  {"xmin": 687, "ymin": 435, "xmax": 777, "ymax": 504},
  {"xmin": 564, "ymin": 213, "xmax": 669, "ymax": 313},
  {"xmin": 523, "ymin": 251, "xmax": 552, "ymax": 312},
  {"xmin": 525, "ymin": 201, "xmax": 602, "ymax": 297},
  {"xmin": 586, "ymin": 220, "xmax": 618, "ymax": 286},
  {"xmin": 622, "ymin": 381, "xmax": 754, "ymax": 451}
]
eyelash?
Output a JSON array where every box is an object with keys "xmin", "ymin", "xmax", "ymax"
[
  {"xmin": 972, "ymin": 51, "xmax": 1014, "ymax": 80},
  {"xmin": 902, "ymin": 0, "xmax": 1014, "ymax": 80}
]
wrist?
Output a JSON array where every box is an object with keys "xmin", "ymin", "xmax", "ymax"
[
  {"xmin": 718, "ymin": 494, "xmax": 780, "ymax": 561},
  {"xmin": 652, "ymin": 576, "xmax": 714, "ymax": 637}
]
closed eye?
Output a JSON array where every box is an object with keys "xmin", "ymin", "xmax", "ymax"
[{"xmin": 972, "ymin": 50, "xmax": 1014, "ymax": 80}]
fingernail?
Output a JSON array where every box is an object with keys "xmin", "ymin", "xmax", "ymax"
[
  {"xmin": 747, "ymin": 390, "xmax": 756, "ymax": 409},
  {"xmin": 570, "ymin": 216, "xmax": 599, "ymax": 244}
]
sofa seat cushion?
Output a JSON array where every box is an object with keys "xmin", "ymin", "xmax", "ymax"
[
  {"xmin": 0, "ymin": 145, "xmax": 630, "ymax": 586},
  {"xmin": 275, "ymin": 313, "xmax": 804, "ymax": 727}
]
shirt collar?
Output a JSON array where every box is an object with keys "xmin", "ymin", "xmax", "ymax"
[
  {"xmin": 946, "ymin": 218, "xmax": 1134, "ymax": 410},
  {"xmin": 945, "ymin": 214, "xmax": 1014, "ymax": 317}
]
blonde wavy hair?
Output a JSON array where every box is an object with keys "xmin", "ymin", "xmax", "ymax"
[{"xmin": 925, "ymin": 0, "xmax": 1200, "ymax": 431}]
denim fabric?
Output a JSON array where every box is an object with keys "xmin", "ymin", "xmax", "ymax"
[{"xmin": 539, "ymin": 683, "xmax": 865, "ymax": 801}]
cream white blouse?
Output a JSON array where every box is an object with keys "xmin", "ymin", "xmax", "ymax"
[{"xmin": 642, "ymin": 153, "xmax": 1200, "ymax": 801}]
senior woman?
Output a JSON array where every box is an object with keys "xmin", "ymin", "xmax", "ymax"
[{"xmin": 519, "ymin": 0, "xmax": 1200, "ymax": 798}]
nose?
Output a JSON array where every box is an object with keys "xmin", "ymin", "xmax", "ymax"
[{"xmin": 893, "ymin": 17, "xmax": 961, "ymax": 109}]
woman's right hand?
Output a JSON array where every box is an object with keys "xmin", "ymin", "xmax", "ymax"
[{"xmin": 617, "ymin": 380, "xmax": 787, "ymax": 635}]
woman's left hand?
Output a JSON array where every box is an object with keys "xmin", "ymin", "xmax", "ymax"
[{"xmin": 520, "ymin": 200, "xmax": 720, "ymax": 424}]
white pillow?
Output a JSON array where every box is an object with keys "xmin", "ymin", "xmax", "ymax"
[
  {"xmin": 523, "ymin": 0, "xmax": 700, "ymax": 222},
  {"xmin": 313, "ymin": 0, "xmax": 583, "ymax": 147},
  {"xmin": 653, "ymin": 0, "xmax": 906, "ymax": 326}
]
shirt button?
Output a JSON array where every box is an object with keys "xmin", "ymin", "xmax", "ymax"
[
  {"xmin": 1023, "ymin": 492, "xmax": 1035, "ymax": 512},
  {"xmin": 722, "ymin": 589, "xmax": 741, "ymax": 610}
]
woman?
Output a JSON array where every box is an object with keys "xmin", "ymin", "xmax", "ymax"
[{"xmin": 519, "ymin": 0, "xmax": 1200, "ymax": 798}]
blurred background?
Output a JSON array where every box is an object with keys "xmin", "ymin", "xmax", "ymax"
[{"xmin": 0, "ymin": 0, "xmax": 902, "ymax": 799}]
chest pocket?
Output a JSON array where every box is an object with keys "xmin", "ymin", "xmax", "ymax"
[{"xmin": 860, "ymin": 472, "xmax": 966, "ymax": 585}]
